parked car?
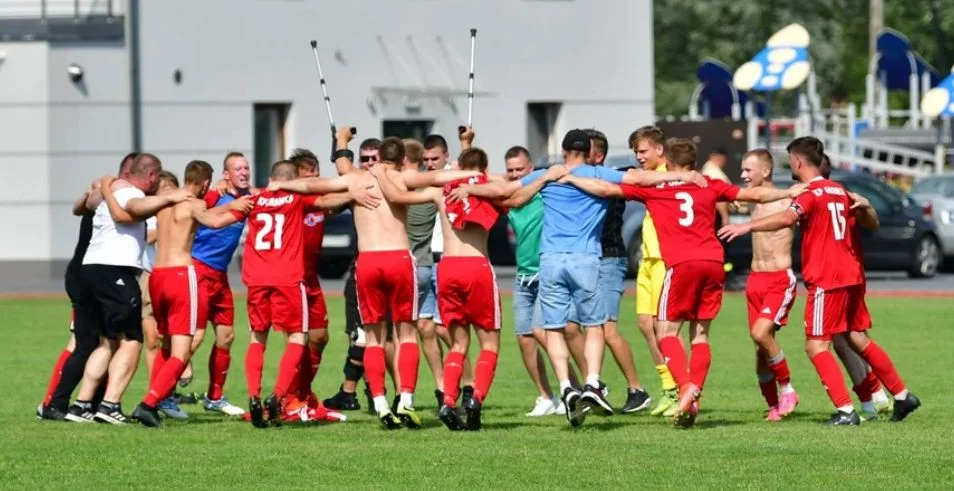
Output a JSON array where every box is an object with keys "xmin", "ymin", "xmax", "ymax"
[
  {"xmin": 909, "ymin": 174, "xmax": 954, "ymax": 262},
  {"xmin": 317, "ymin": 208, "xmax": 516, "ymax": 280},
  {"xmin": 724, "ymin": 170, "xmax": 942, "ymax": 278}
]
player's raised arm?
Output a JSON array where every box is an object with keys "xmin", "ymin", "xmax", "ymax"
[
  {"xmin": 372, "ymin": 166, "xmax": 440, "ymax": 205},
  {"xmin": 621, "ymin": 168, "xmax": 707, "ymax": 188},
  {"xmin": 559, "ymin": 174, "xmax": 623, "ymax": 199},
  {"xmin": 98, "ymin": 176, "xmax": 153, "ymax": 223},
  {"xmin": 309, "ymin": 186, "xmax": 382, "ymax": 211},
  {"xmin": 734, "ymin": 183, "xmax": 807, "ymax": 203},
  {"xmin": 848, "ymin": 192, "xmax": 880, "ymax": 231},
  {"xmin": 73, "ymin": 180, "xmax": 100, "ymax": 216},
  {"xmin": 122, "ymin": 188, "xmax": 193, "ymax": 222},
  {"xmin": 499, "ymin": 165, "xmax": 569, "ymax": 208},
  {"xmin": 269, "ymin": 173, "xmax": 358, "ymax": 195},
  {"xmin": 401, "ymin": 168, "xmax": 480, "ymax": 189},
  {"xmin": 192, "ymin": 195, "xmax": 253, "ymax": 229},
  {"xmin": 333, "ymin": 125, "xmax": 358, "ymax": 175}
]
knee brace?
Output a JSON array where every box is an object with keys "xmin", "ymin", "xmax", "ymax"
[{"xmin": 343, "ymin": 345, "xmax": 365, "ymax": 381}]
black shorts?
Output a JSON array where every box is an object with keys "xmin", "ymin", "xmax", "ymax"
[
  {"xmin": 344, "ymin": 259, "xmax": 393, "ymax": 343},
  {"xmin": 76, "ymin": 264, "xmax": 144, "ymax": 342}
]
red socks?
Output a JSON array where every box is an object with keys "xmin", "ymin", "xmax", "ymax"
[
  {"xmin": 658, "ymin": 336, "xmax": 688, "ymax": 388},
  {"xmin": 859, "ymin": 342, "xmax": 906, "ymax": 395},
  {"xmin": 442, "ymin": 351, "xmax": 465, "ymax": 407},
  {"xmin": 811, "ymin": 351, "xmax": 853, "ymax": 408},
  {"xmin": 768, "ymin": 355, "xmax": 791, "ymax": 386},
  {"xmin": 759, "ymin": 377, "xmax": 780, "ymax": 407},
  {"xmin": 474, "ymin": 350, "xmax": 498, "ymax": 403},
  {"xmin": 245, "ymin": 343, "xmax": 265, "ymax": 398},
  {"xmin": 852, "ymin": 370, "xmax": 880, "ymax": 403},
  {"xmin": 296, "ymin": 345, "xmax": 322, "ymax": 398},
  {"xmin": 150, "ymin": 348, "xmax": 170, "ymax": 386},
  {"xmin": 144, "ymin": 356, "xmax": 186, "ymax": 408},
  {"xmin": 207, "ymin": 346, "xmax": 231, "ymax": 401},
  {"xmin": 398, "ymin": 343, "xmax": 419, "ymax": 394},
  {"xmin": 42, "ymin": 349, "xmax": 72, "ymax": 406},
  {"xmin": 689, "ymin": 343, "xmax": 712, "ymax": 389},
  {"xmin": 272, "ymin": 343, "xmax": 304, "ymax": 398},
  {"xmin": 364, "ymin": 346, "xmax": 387, "ymax": 398}
]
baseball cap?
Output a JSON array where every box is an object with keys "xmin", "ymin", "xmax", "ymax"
[{"xmin": 562, "ymin": 129, "xmax": 591, "ymax": 153}]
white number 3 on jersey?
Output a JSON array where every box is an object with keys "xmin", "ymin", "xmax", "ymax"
[{"xmin": 675, "ymin": 192, "xmax": 694, "ymax": 226}]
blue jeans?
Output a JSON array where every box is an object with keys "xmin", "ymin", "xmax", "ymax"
[
  {"xmin": 539, "ymin": 252, "xmax": 606, "ymax": 329},
  {"xmin": 569, "ymin": 257, "xmax": 628, "ymax": 323},
  {"xmin": 416, "ymin": 265, "xmax": 441, "ymax": 324},
  {"xmin": 512, "ymin": 273, "xmax": 544, "ymax": 336}
]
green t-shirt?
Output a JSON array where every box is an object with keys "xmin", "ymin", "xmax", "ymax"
[
  {"xmin": 407, "ymin": 201, "xmax": 438, "ymax": 266},
  {"xmin": 507, "ymin": 194, "xmax": 544, "ymax": 276}
]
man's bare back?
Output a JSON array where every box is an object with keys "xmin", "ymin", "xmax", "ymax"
[
  {"xmin": 353, "ymin": 167, "xmax": 412, "ymax": 252},
  {"xmin": 155, "ymin": 194, "xmax": 252, "ymax": 268},
  {"xmin": 415, "ymin": 187, "xmax": 489, "ymax": 258},
  {"xmin": 750, "ymin": 196, "xmax": 793, "ymax": 272}
]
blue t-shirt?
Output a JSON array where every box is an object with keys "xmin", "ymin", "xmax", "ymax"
[
  {"xmin": 519, "ymin": 165, "xmax": 624, "ymax": 255},
  {"xmin": 192, "ymin": 190, "xmax": 248, "ymax": 272}
]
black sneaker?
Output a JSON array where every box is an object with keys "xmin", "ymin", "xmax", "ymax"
[
  {"xmin": 462, "ymin": 386, "xmax": 474, "ymax": 407},
  {"xmin": 434, "ymin": 389, "xmax": 444, "ymax": 409},
  {"xmin": 174, "ymin": 392, "xmax": 199, "ymax": 405},
  {"xmin": 825, "ymin": 410, "xmax": 861, "ymax": 427},
  {"xmin": 622, "ymin": 388, "xmax": 652, "ymax": 414},
  {"xmin": 65, "ymin": 403, "xmax": 96, "ymax": 423},
  {"xmin": 438, "ymin": 404, "xmax": 464, "ymax": 431},
  {"xmin": 891, "ymin": 393, "xmax": 921, "ymax": 422},
  {"xmin": 391, "ymin": 395, "xmax": 400, "ymax": 415},
  {"xmin": 364, "ymin": 385, "xmax": 376, "ymax": 415},
  {"xmin": 39, "ymin": 405, "xmax": 68, "ymax": 421},
  {"xmin": 264, "ymin": 394, "xmax": 282, "ymax": 427},
  {"xmin": 248, "ymin": 396, "xmax": 267, "ymax": 428},
  {"xmin": 323, "ymin": 387, "xmax": 361, "ymax": 411},
  {"xmin": 562, "ymin": 387, "xmax": 585, "ymax": 428},
  {"xmin": 132, "ymin": 403, "xmax": 163, "ymax": 428},
  {"xmin": 581, "ymin": 384, "xmax": 615, "ymax": 416},
  {"xmin": 93, "ymin": 402, "xmax": 130, "ymax": 425},
  {"xmin": 463, "ymin": 396, "xmax": 482, "ymax": 431}
]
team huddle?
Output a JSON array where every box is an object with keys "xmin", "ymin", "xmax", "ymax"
[{"xmin": 36, "ymin": 124, "xmax": 921, "ymax": 430}]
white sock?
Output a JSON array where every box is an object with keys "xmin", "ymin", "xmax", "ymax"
[
  {"xmin": 586, "ymin": 374, "xmax": 601, "ymax": 388},
  {"xmin": 837, "ymin": 404, "xmax": 855, "ymax": 414},
  {"xmin": 894, "ymin": 389, "xmax": 909, "ymax": 401},
  {"xmin": 768, "ymin": 351, "xmax": 786, "ymax": 365},
  {"xmin": 399, "ymin": 392, "xmax": 413, "ymax": 407},
  {"xmin": 373, "ymin": 396, "xmax": 389, "ymax": 414},
  {"xmin": 559, "ymin": 380, "xmax": 572, "ymax": 394},
  {"xmin": 871, "ymin": 389, "xmax": 890, "ymax": 404},
  {"xmin": 861, "ymin": 401, "xmax": 876, "ymax": 414},
  {"xmin": 779, "ymin": 383, "xmax": 795, "ymax": 394}
]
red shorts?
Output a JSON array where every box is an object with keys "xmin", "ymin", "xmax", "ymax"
[
  {"xmin": 805, "ymin": 284, "xmax": 871, "ymax": 340},
  {"xmin": 658, "ymin": 260, "xmax": 725, "ymax": 322},
  {"xmin": 247, "ymin": 284, "xmax": 307, "ymax": 333},
  {"xmin": 436, "ymin": 256, "xmax": 501, "ymax": 331},
  {"xmin": 745, "ymin": 269, "xmax": 797, "ymax": 328},
  {"xmin": 149, "ymin": 265, "xmax": 207, "ymax": 336},
  {"xmin": 194, "ymin": 260, "xmax": 234, "ymax": 327},
  {"xmin": 304, "ymin": 276, "xmax": 329, "ymax": 330},
  {"xmin": 355, "ymin": 250, "xmax": 417, "ymax": 324}
]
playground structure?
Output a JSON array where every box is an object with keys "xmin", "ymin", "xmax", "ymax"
[{"xmin": 684, "ymin": 24, "xmax": 951, "ymax": 179}]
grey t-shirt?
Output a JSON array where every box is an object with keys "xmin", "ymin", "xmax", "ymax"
[{"xmin": 407, "ymin": 201, "xmax": 438, "ymax": 266}]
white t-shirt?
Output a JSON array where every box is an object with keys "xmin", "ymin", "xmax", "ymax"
[
  {"xmin": 141, "ymin": 216, "xmax": 157, "ymax": 273},
  {"xmin": 83, "ymin": 187, "xmax": 147, "ymax": 269}
]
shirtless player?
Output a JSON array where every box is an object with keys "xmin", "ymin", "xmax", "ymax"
[
  {"xmin": 111, "ymin": 160, "xmax": 252, "ymax": 427},
  {"xmin": 739, "ymin": 150, "xmax": 799, "ymax": 421},
  {"xmin": 270, "ymin": 127, "xmax": 478, "ymax": 429}
]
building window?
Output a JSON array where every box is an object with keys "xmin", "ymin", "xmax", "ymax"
[
  {"xmin": 253, "ymin": 103, "xmax": 289, "ymax": 187},
  {"xmin": 382, "ymin": 120, "xmax": 434, "ymax": 142},
  {"xmin": 527, "ymin": 102, "xmax": 562, "ymax": 165}
]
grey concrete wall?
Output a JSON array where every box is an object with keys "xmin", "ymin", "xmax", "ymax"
[{"xmin": 0, "ymin": 0, "xmax": 654, "ymax": 269}]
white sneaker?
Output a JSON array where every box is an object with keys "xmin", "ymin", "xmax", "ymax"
[
  {"xmin": 202, "ymin": 394, "xmax": 246, "ymax": 416},
  {"xmin": 525, "ymin": 396, "xmax": 557, "ymax": 417},
  {"xmin": 552, "ymin": 397, "xmax": 567, "ymax": 415}
]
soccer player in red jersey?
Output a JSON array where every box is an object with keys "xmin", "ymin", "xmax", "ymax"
[
  {"xmin": 562, "ymin": 138, "xmax": 801, "ymax": 428},
  {"xmin": 127, "ymin": 161, "xmax": 253, "ymax": 427},
  {"xmin": 719, "ymin": 136, "xmax": 921, "ymax": 425},
  {"xmin": 241, "ymin": 160, "xmax": 371, "ymax": 427}
]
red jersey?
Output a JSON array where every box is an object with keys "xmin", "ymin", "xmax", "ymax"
[
  {"xmin": 239, "ymin": 190, "xmax": 306, "ymax": 286},
  {"xmin": 302, "ymin": 210, "xmax": 326, "ymax": 277},
  {"xmin": 620, "ymin": 177, "xmax": 740, "ymax": 266},
  {"xmin": 789, "ymin": 177, "xmax": 864, "ymax": 290},
  {"xmin": 443, "ymin": 175, "xmax": 502, "ymax": 231}
]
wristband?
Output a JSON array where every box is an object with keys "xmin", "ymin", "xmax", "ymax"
[{"xmin": 332, "ymin": 149, "xmax": 354, "ymax": 162}]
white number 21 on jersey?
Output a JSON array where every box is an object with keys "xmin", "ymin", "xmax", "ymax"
[
  {"xmin": 254, "ymin": 213, "xmax": 285, "ymax": 250},
  {"xmin": 675, "ymin": 192, "xmax": 694, "ymax": 226},
  {"xmin": 827, "ymin": 202, "xmax": 846, "ymax": 240}
]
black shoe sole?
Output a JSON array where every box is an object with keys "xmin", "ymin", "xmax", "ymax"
[
  {"xmin": 582, "ymin": 392, "xmax": 615, "ymax": 416},
  {"xmin": 249, "ymin": 399, "xmax": 267, "ymax": 428},
  {"xmin": 379, "ymin": 413, "xmax": 403, "ymax": 430},
  {"xmin": 265, "ymin": 397, "xmax": 282, "ymax": 428},
  {"xmin": 464, "ymin": 403, "xmax": 482, "ymax": 431},
  {"xmin": 439, "ymin": 408, "xmax": 464, "ymax": 431}
]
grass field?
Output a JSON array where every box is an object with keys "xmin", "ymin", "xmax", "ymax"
[{"xmin": 2, "ymin": 294, "xmax": 951, "ymax": 489}]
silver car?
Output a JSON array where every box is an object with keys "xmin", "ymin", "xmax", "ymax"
[{"xmin": 910, "ymin": 175, "xmax": 954, "ymax": 259}]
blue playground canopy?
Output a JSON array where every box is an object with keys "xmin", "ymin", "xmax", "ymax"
[{"xmin": 875, "ymin": 29, "xmax": 942, "ymax": 90}]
